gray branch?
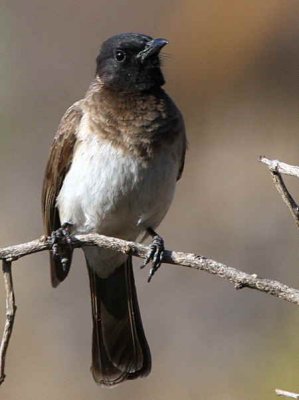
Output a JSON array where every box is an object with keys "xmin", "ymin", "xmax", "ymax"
[
  {"xmin": 0, "ymin": 261, "xmax": 16, "ymax": 384},
  {"xmin": 260, "ymin": 156, "xmax": 299, "ymax": 227},
  {"xmin": 260, "ymin": 156, "xmax": 299, "ymax": 178},
  {"xmin": 2, "ymin": 231, "xmax": 299, "ymax": 384},
  {"xmin": 260, "ymin": 156, "xmax": 299, "ymax": 398},
  {"xmin": 1, "ymin": 233, "xmax": 299, "ymax": 305},
  {"xmin": 276, "ymin": 389, "xmax": 299, "ymax": 399}
]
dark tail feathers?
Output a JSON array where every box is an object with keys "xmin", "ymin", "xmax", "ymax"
[{"xmin": 87, "ymin": 256, "xmax": 151, "ymax": 386}]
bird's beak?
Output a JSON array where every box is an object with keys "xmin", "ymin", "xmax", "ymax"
[{"xmin": 137, "ymin": 38, "xmax": 168, "ymax": 63}]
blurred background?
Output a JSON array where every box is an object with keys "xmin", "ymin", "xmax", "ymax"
[{"xmin": 1, "ymin": 1, "xmax": 299, "ymax": 399}]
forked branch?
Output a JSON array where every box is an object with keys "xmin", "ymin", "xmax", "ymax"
[
  {"xmin": 260, "ymin": 156, "xmax": 299, "ymax": 227},
  {"xmin": 260, "ymin": 156, "xmax": 299, "ymax": 398}
]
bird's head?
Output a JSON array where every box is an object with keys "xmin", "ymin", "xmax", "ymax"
[{"xmin": 95, "ymin": 33, "xmax": 168, "ymax": 92}]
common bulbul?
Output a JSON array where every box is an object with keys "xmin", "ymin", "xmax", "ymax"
[{"xmin": 42, "ymin": 32, "xmax": 186, "ymax": 386}]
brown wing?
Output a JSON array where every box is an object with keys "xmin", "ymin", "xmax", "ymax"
[{"xmin": 42, "ymin": 100, "xmax": 83, "ymax": 287}]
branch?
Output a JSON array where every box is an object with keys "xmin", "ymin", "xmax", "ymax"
[
  {"xmin": 260, "ymin": 156, "xmax": 299, "ymax": 179},
  {"xmin": 276, "ymin": 389, "xmax": 299, "ymax": 399},
  {"xmin": 1, "ymin": 233, "xmax": 299, "ymax": 305},
  {"xmin": 260, "ymin": 156, "xmax": 299, "ymax": 227},
  {"xmin": 0, "ymin": 261, "xmax": 16, "ymax": 384},
  {"xmin": 260, "ymin": 156, "xmax": 299, "ymax": 398},
  {"xmin": 2, "ymin": 232, "xmax": 299, "ymax": 383}
]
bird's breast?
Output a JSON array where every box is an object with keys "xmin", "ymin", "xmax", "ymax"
[
  {"xmin": 57, "ymin": 114, "xmax": 180, "ymax": 239},
  {"xmin": 84, "ymin": 84, "xmax": 182, "ymax": 160}
]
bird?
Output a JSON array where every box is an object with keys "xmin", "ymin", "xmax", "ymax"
[{"xmin": 42, "ymin": 32, "xmax": 186, "ymax": 387}]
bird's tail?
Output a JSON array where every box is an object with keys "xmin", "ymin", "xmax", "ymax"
[{"xmin": 86, "ymin": 255, "xmax": 151, "ymax": 387}]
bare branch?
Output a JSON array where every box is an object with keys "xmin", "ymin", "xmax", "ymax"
[
  {"xmin": 260, "ymin": 157, "xmax": 299, "ymax": 227},
  {"xmin": 261, "ymin": 156, "xmax": 299, "ymax": 397},
  {"xmin": 276, "ymin": 389, "xmax": 299, "ymax": 399},
  {"xmin": 1, "ymin": 233, "xmax": 299, "ymax": 306},
  {"xmin": 0, "ymin": 261, "xmax": 16, "ymax": 384},
  {"xmin": 260, "ymin": 156, "xmax": 299, "ymax": 178},
  {"xmin": 3, "ymin": 232, "xmax": 299, "ymax": 382}
]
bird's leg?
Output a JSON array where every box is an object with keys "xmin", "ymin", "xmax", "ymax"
[
  {"xmin": 51, "ymin": 222, "xmax": 73, "ymax": 272},
  {"xmin": 141, "ymin": 227, "xmax": 165, "ymax": 282}
]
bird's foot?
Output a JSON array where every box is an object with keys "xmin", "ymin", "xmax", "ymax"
[
  {"xmin": 51, "ymin": 223, "xmax": 73, "ymax": 272},
  {"xmin": 141, "ymin": 230, "xmax": 164, "ymax": 282}
]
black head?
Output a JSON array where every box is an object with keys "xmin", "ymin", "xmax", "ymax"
[{"xmin": 96, "ymin": 33, "xmax": 168, "ymax": 92}]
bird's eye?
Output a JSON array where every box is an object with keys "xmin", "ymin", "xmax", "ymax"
[{"xmin": 115, "ymin": 50, "xmax": 126, "ymax": 62}]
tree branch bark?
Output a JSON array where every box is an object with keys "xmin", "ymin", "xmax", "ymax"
[
  {"xmin": 260, "ymin": 156, "xmax": 299, "ymax": 179},
  {"xmin": 2, "ymin": 231, "xmax": 299, "ymax": 383},
  {"xmin": 276, "ymin": 389, "xmax": 299, "ymax": 399},
  {"xmin": 260, "ymin": 156, "xmax": 299, "ymax": 398},
  {"xmin": 260, "ymin": 156, "xmax": 299, "ymax": 228},
  {"xmin": 0, "ymin": 261, "xmax": 16, "ymax": 384},
  {"xmin": 2, "ymin": 233, "xmax": 299, "ymax": 305}
]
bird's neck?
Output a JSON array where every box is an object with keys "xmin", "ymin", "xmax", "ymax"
[{"xmin": 85, "ymin": 77, "xmax": 164, "ymax": 113}]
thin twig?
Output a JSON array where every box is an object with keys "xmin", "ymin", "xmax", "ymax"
[
  {"xmin": 276, "ymin": 389, "xmax": 299, "ymax": 399},
  {"xmin": 0, "ymin": 261, "xmax": 16, "ymax": 384},
  {"xmin": 260, "ymin": 158, "xmax": 299, "ymax": 227}
]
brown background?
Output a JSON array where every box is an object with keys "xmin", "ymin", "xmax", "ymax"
[{"xmin": 1, "ymin": 1, "xmax": 299, "ymax": 399}]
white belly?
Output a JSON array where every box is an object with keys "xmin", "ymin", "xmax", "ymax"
[
  {"xmin": 57, "ymin": 137, "xmax": 177, "ymax": 237},
  {"xmin": 56, "ymin": 121, "xmax": 179, "ymax": 276}
]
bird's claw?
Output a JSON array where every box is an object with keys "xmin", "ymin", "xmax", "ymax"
[
  {"xmin": 141, "ymin": 235, "xmax": 164, "ymax": 282},
  {"xmin": 51, "ymin": 223, "xmax": 73, "ymax": 272}
]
